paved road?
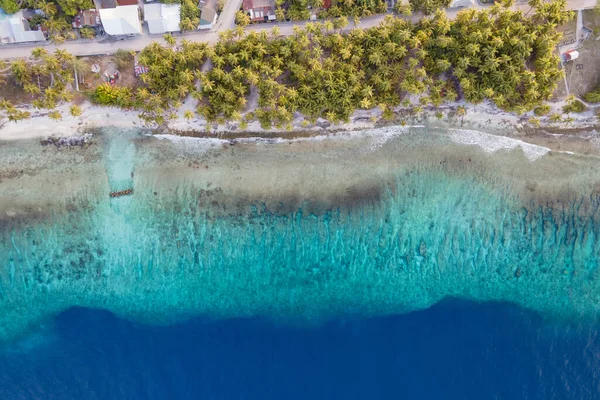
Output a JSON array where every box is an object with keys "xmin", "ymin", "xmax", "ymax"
[{"xmin": 0, "ymin": 0, "xmax": 595, "ymax": 59}]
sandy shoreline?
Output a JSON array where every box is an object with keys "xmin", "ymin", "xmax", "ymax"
[{"xmin": 1, "ymin": 99, "xmax": 599, "ymax": 155}]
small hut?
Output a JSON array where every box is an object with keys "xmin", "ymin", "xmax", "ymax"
[{"xmin": 563, "ymin": 50, "xmax": 579, "ymax": 62}]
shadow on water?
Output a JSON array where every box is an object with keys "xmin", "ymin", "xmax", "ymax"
[{"xmin": 0, "ymin": 301, "xmax": 599, "ymax": 400}]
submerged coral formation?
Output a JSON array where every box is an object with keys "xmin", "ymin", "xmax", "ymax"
[{"xmin": 0, "ymin": 127, "xmax": 599, "ymax": 341}]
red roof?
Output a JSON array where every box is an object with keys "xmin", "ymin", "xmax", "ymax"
[
  {"xmin": 323, "ymin": 0, "xmax": 331, "ymax": 8},
  {"xmin": 242, "ymin": 0, "xmax": 253, "ymax": 10},
  {"xmin": 117, "ymin": 0, "xmax": 138, "ymax": 5}
]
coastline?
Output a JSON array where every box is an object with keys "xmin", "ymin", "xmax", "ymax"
[{"xmin": 1, "ymin": 99, "xmax": 599, "ymax": 157}]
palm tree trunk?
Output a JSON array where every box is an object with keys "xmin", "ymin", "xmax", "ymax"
[{"xmin": 74, "ymin": 67, "xmax": 79, "ymax": 92}]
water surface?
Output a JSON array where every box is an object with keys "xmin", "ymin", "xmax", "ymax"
[{"xmin": 1, "ymin": 126, "xmax": 600, "ymax": 341}]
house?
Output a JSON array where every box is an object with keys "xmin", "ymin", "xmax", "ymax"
[
  {"xmin": 72, "ymin": 9, "xmax": 101, "ymax": 28},
  {"xmin": 242, "ymin": 0, "xmax": 276, "ymax": 22},
  {"xmin": 0, "ymin": 10, "xmax": 45, "ymax": 44},
  {"xmin": 144, "ymin": 3, "xmax": 180, "ymax": 34},
  {"xmin": 199, "ymin": 6, "xmax": 217, "ymax": 29},
  {"xmin": 98, "ymin": 4, "xmax": 142, "ymax": 35},
  {"xmin": 448, "ymin": 0, "xmax": 473, "ymax": 8}
]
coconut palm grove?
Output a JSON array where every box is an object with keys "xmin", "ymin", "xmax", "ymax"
[{"xmin": 1, "ymin": 0, "xmax": 575, "ymax": 128}]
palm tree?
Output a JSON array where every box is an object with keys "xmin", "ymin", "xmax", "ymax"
[
  {"xmin": 80, "ymin": 27, "xmax": 96, "ymax": 39},
  {"xmin": 70, "ymin": 57, "xmax": 90, "ymax": 76},
  {"xmin": 48, "ymin": 110, "xmax": 62, "ymax": 121},
  {"xmin": 456, "ymin": 106, "xmax": 466, "ymax": 125},
  {"xmin": 180, "ymin": 18, "xmax": 197, "ymax": 32},
  {"xmin": 235, "ymin": 11, "xmax": 250, "ymax": 27},
  {"xmin": 164, "ymin": 34, "xmax": 177, "ymax": 46},
  {"xmin": 53, "ymin": 49, "xmax": 73, "ymax": 63},
  {"xmin": 276, "ymin": 7, "xmax": 286, "ymax": 22},
  {"xmin": 10, "ymin": 60, "xmax": 29, "ymax": 84},
  {"xmin": 36, "ymin": 0, "xmax": 57, "ymax": 17}
]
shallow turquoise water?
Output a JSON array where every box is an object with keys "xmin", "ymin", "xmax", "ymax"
[{"xmin": 1, "ymin": 127, "xmax": 600, "ymax": 341}]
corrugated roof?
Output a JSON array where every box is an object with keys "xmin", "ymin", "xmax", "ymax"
[
  {"xmin": 144, "ymin": 3, "xmax": 180, "ymax": 34},
  {"xmin": 0, "ymin": 11, "xmax": 45, "ymax": 43},
  {"xmin": 99, "ymin": 5, "xmax": 142, "ymax": 35}
]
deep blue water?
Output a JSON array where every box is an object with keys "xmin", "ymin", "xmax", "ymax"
[{"xmin": 1, "ymin": 301, "xmax": 598, "ymax": 400}]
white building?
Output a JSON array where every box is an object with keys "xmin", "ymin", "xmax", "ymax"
[
  {"xmin": 99, "ymin": 5, "xmax": 142, "ymax": 35},
  {"xmin": 144, "ymin": 3, "xmax": 181, "ymax": 34},
  {"xmin": 0, "ymin": 11, "xmax": 45, "ymax": 44},
  {"xmin": 448, "ymin": 0, "xmax": 473, "ymax": 8}
]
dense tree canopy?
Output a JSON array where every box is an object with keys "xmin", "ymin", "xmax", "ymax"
[
  {"xmin": 56, "ymin": 0, "xmax": 91, "ymax": 16},
  {"xmin": 409, "ymin": 0, "xmax": 451, "ymax": 15},
  {"xmin": 1, "ymin": 0, "xmax": 575, "ymax": 129},
  {"xmin": 11, "ymin": 48, "xmax": 76, "ymax": 109},
  {"xmin": 86, "ymin": 0, "xmax": 574, "ymax": 127}
]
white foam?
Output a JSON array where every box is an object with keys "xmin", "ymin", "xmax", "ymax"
[
  {"xmin": 153, "ymin": 125, "xmax": 420, "ymax": 153},
  {"xmin": 448, "ymin": 129, "xmax": 550, "ymax": 161},
  {"xmin": 153, "ymin": 134, "xmax": 226, "ymax": 153}
]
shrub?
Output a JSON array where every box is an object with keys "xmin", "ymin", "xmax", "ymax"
[
  {"xmin": 70, "ymin": 105, "xmax": 83, "ymax": 116},
  {"xmin": 562, "ymin": 99, "xmax": 587, "ymax": 113},
  {"xmin": 584, "ymin": 89, "xmax": 600, "ymax": 103},
  {"xmin": 91, "ymin": 83, "xmax": 134, "ymax": 108},
  {"xmin": 533, "ymin": 104, "xmax": 551, "ymax": 116},
  {"xmin": 113, "ymin": 49, "xmax": 134, "ymax": 70},
  {"xmin": 48, "ymin": 111, "xmax": 62, "ymax": 121},
  {"xmin": 80, "ymin": 27, "xmax": 96, "ymax": 39}
]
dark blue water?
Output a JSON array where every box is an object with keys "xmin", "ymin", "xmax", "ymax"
[{"xmin": 0, "ymin": 301, "xmax": 598, "ymax": 400}]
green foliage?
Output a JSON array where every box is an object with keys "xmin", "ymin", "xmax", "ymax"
[
  {"xmin": 134, "ymin": 40, "xmax": 208, "ymax": 122},
  {"xmin": 0, "ymin": 99, "xmax": 31, "ymax": 122},
  {"xmin": 584, "ymin": 88, "xmax": 600, "ymax": 103},
  {"xmin": 2, "ymin": 0, "xmax": 92, "ymax": 21},
  {"xmin": 46, "ymin": 0, "xmax": 574, "ymax": 130},
  {"xmin": 91, "ymin": 83, "xmax": 134, "ymax": 107},
  {"xmin": 48, "ymin": 110, "xmax": 62, "ymax": 120},
  {"xmin": 549, "ymin": 112, "xmax": 562, "ymax": 122},
  {"xmin": 180, "ymin": 0, "xmax": 200, "ymax": 32},
  {"xmin": 11, "ymin": 49, "xmax": 76, "ymax": 110},
  {"xmin": 562, "ymin": 98, "xmax": 587, "ymax": 113},
  {"xmin": 80, "ymin": 27, "xmax": 96, "ymax": 39},
  {"xmin": 533, "ymin": 104, "xmax": 551, "ymax": 116},
  {"xmin": 394, "ymin": 3, "xmax": 412, "ymax": 16},
  {"xmin": 319, "ymin": 0, "xmax": 387, "ymax": 19},
  {"xmin": 421, "ymin": 2, "xmax": 572, "ymax": 112},
  {"xmin": 7, "ymin": 109, "xmax": 32, "ymax": 121},
  {"xmin": 0, "ymin": 0, "xmax": 19, "ymax": 13},
  {"xmin": 56, "ymin": 0, "xmax": 92, "ymax": 15},
  {"xmin": 113, "ymin": 49, "xmax": 134, "ymax": 70},
  {"xmin": 70, "ymin": 104, "xmax": 82, "ymax": 116},
  {"xmin": 236, "ymin": 10, "xmax": 250, "ymax": 27},
  {"xmin": 409, "ymin": 0, "xmax": 451, "ymax": 14}
]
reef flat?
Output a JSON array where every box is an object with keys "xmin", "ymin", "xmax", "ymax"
[{"xmin": 1, "ymin": 126, "xmax": 600, "ymax": 341}]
